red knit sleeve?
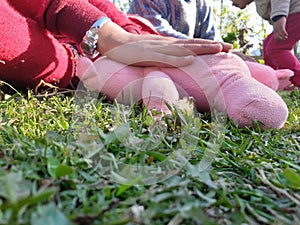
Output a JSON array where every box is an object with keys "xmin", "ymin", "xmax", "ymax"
[
  {"xmin": 44, "ymin": 0, "xmax": 108, "ymax": 43},
  {"xmin": 7, "ymin": 0, "xmax": 146, "ymax": 42},
  {"xmin": 7, "ymin": 0, "xmax": 107, "ymax": 43},
  {"xmin": 7, "ymin": 0, "xmax": 51, "ymax": 23}
]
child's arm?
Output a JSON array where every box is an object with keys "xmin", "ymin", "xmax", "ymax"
[{"xmin": 270, "ymin": 0, "xmax": 290, "ymax": 41}]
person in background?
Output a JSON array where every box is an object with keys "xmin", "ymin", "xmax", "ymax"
[
  {"xmin": 127, "ymin": 0, "xmax": 259, "ymax": 62},
  {"xmin": 128, "ymin": 0, "xmax": 221, "ymax": 41},
  {"xmin": 231, "ymin": 0, "xmax": 300, "ymax": 87}
]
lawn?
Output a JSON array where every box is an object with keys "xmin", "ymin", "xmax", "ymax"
[{"xmin": 0, "ymin": 82, "xmax": 300, "ymax": 225}]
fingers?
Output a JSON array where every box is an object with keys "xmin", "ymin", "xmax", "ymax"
[
  {"xmin": 276, "ymin": 28, "xmax": 288, "ymax": 40},
  {"xmin": 153, "ymin": 42, "xmax": 226, "ymax": 56},
  {"xmin": 102, "ymin": 39, "xmax": 228, "ymax": 68},
  {"xmin": 103, "ymin": 40, "xmax": 198, "ymax": 67},
  {"xmin": 147, "ymin": 43, "xmax": 197, "ymax": 56},
  {"xmin": 106, "ymin": 48, "xmax": 195, "ymax": 67},
  {"xmin": 182, "ymin": 43, "xmax": 223, "ymax": 55},
  {"xmin": 275, "ymin": 31, "xmax": 288, "ymax": 41},
  {"xmin": 281, "ymin": 30, "xmax": 289, "ymax": 40},
  {"xmin": 132, "ymin": 54, "xmax": 195, "ymax": 67},
  {"xmin": 220, "ymin": 42, "xmax": 233, "ymax": 52},
  {"xmin": 175, "ymin": 38, "xmax": 233, "ymax": 52}
]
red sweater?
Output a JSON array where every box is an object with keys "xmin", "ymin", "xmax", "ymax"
[
  {"xmin": 7, "ymin": 0, "xmax": 143, "ymax": 43},
  {"xmin": 0, "ymin": 0, "xmax": 152, "ymax": 88}
]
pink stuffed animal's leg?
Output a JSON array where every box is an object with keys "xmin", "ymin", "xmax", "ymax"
[
  {"xmin": 77, "ymin": 57, "xmax": 179, "ymax": 113},
  {"xmin": 245, "ymin": 61, "xmax": 293, "ymax": 91},
  {"xmin": 142, "ymin": 69, "xmax": 179, "ymax": 114},
  {"xmin": 160, "ymin": 53, "xmax": 288, "ymax": 129},
  {"xmin": 196, "ymin": 53, "xmax": 289, "ymax": 129},
  {"xmin": 77, "ymin": 56, "xmax": 144, "ymax": 104}
]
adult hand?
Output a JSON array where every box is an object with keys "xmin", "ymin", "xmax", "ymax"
[
  {"xmin": 273, "ymin": 16, "xmax": 288, "ymax": 41},
  {"xmin": 97, "ymin": 21, "xmax": 232, "ymax": 67}
]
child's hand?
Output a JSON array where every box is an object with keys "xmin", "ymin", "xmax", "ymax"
[{"xmin": 273, "ymin": 16, "xmax": 288, "ymax": 41}]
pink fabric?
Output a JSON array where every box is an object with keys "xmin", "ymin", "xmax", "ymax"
[
  {"xmin": 263, "ymin": 13, "xmax": 300, "ymax": 86},
  {"xmin": 78, "ymin": 53, "xmax": 289, "ymax": 130},
  {"xmin": 245, "ymin": 61, "xmax": 293, "ymax": 90}
]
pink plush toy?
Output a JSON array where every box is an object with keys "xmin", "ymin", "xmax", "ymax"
[
  {"xmin": 245, "ymin": 61, "xmax": 294, "ymax": 91},
  {"xmin": 78, "ymin": 52, "xmax": 289, "ymax": 130}
]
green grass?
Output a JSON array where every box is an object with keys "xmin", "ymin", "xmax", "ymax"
[{"xmin": 0, "ymin": 84, "xmax": 300, "ymax": 225}]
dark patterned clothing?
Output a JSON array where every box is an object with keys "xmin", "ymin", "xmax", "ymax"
[{"xmin": 128, "ymin": 0, "xmax": 219, "ymax": 40}]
